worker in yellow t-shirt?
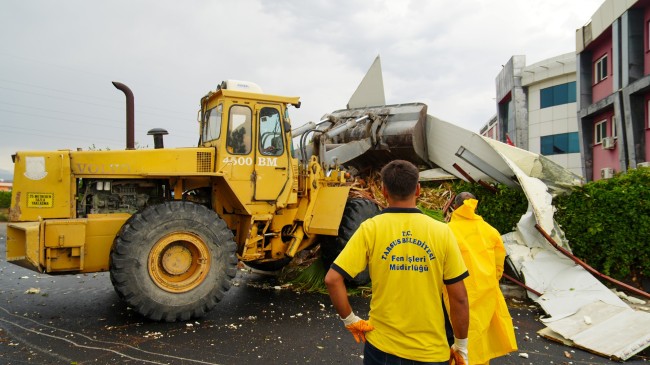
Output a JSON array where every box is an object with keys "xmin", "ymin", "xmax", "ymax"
[
  {"xmin": 445, "ymin": 192, "xmax": 518, "ymax": 365},
  {"xmin": 325, "ymin": 160, "xmax": 470, "ymax": 364}
]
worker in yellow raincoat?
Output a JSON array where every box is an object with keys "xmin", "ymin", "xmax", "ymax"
[{"xmin": 444, "ymin": 192, "xmax": 518, "ymax": 365}]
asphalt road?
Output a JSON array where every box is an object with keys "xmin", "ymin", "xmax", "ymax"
[{"xmin": 0, "ymin": 222, "xmax": 648, "ymax": 365}]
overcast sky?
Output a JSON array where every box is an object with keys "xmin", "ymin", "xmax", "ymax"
[{"xmin": 0, "ymin": 0, "xmax": 602, "ymax": 175}]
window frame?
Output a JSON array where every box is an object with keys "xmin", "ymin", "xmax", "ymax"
[
  {"xmin": 540, "ymin": 132, "xmax": 580, "ymax": 156},
  {"xmin": 202, "ymin": 103, "xmax": 223, "ymax": 143},
  {"xmin": 647, "ymin": 99, "xmax": 650, "ymax": 129},
  {"xmin": 594, "ymin": 119, "xmax": 607, "ymax": 145},
  {"xmin": 258, "ymin": 107, "xmax": 285, "ymax": 156},
  {"xmin": 226, "ymin": 104, "xmax": 253, "ymax": 155},
  {"xmin": 539, "ymin": 82, "xmax": 576, "ymax": 109},
  {"xmin": 645, "ymin": 20, "xmax": 650, "ymax": 52},
  {"xmin": 594, "ymin": 54, "xmax": 608, "ymax": 84},
  {"xmin": 611, "ymin": 116, "xmax": 617, "ymax": 139}
]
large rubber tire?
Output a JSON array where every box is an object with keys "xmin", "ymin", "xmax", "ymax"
[
  {"xmin": 321, "ymin": 198, "xmax": 380, "ymax": 286},
  {"xmin": 109, "ymin": 201, "xmax": 238, "ymax": 322}
]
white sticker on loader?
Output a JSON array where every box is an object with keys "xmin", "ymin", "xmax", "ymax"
[{"xmin": 24, "ymin": 156, "xmax": 48, "ymax": 180}]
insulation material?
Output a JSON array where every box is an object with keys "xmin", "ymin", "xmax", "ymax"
[{"xmin": 419, "ymin": 168, "xmax": 456, "ymax": 181}]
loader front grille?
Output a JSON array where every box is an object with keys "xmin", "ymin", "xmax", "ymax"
[{"xmin": 196, "ymin": 152, "xmax": 212, "ymax": 172}]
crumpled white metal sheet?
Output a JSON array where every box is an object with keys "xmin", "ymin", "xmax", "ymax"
[
  {"xmin": 539, "ymin": 301, "xmax": 650, "ymax": 361},
  {"xmin": 423, "ymin": 124, "xmax": 648, "ymax": 359},
  {"xmin": 479, "ymin": 138, "xmax": 649, "ymax": 360}
]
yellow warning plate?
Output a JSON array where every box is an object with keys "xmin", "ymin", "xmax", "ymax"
[{"xmin": 27, "ymin": 193, "xmax": 54, "ymax": 208}]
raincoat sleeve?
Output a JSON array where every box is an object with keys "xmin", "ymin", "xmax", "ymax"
[{"xmin": 490, "ymin": 226, "xmax": 506, "ymax": 280}]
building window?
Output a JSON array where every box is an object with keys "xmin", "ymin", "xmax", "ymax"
[
  {"xmin": 611, "ymin": 116, "xmax": 617, "ymax": 139},
  {"xmin": 594, "ymin": 55, "xmax": 608, "ymax": 84},
  {"xmin": 540, "ymin": 82, "xmax": 576, "ymax": 108},
  {"xmin": 540, "ymin": 132, "xmax": 580, "ymax": 155},
  {"xmin": 594, "ymin": 120, "xmax": 607, "ymax": 144}
]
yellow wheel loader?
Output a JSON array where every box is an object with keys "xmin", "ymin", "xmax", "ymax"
[{"xmin": 6, "ymin": 80, "xmax": 430, "ymax": 321}]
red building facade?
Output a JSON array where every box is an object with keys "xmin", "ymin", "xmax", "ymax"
[{"xmin": 577, "ymin": 0, "xmax": 650, "ymax": 180}]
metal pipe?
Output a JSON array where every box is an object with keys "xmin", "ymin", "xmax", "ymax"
[
  {"xmin": 325, "ymin": 119, "xmax": 356, "ymax": 139},
  {"xmin": 534, "ymin": 224, "xmax": 650, "ymax": 300},
  {"xmin": 502, "ymin": 273, "xmax": 543, "ymax": 297},
  {"xmin": 355, "ymin": 115, "xmax": 370, "ymax": 123},
  {"xmin": 112, "ymin": 81, "xmax": 135, "ymax": 150},
  {"xmin": 147, "ymin": 128, "xmax": 168, "ymax": 149},
  {"xmin": 452, "ymin": 163, "xmax": 476, "ymax": 183},
  {"xmin": 478, "ymin": 180, "xmax": 498, "ymax": 193},
  {"xmin": 291, "ymin": 121, "xmax": 316, "ymax": 138}
]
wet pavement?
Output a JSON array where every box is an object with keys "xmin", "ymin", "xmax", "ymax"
[{"xmin": 0, "ymin": 222, "xmax": 648, "ymax": 364}]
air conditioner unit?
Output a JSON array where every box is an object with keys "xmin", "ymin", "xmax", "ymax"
[
  {"xmin": 638, "ymin": 162, "xmax": 650, "ymax": 168},
  {"xmin": 601, "ymin": 167, "xmax": 615, "ymax": 179},
  {"xmin": 602, "ymin": 137, "xmax": 615, "ymax": 150}
]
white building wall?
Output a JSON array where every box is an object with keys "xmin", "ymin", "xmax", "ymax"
[
  {"xmin": 522, "ymin": 53, "xmax": 584, "ymax": 177},
  {"xmin": 482, "ymin": 53, "xmax": 584, "ymax": 177}
]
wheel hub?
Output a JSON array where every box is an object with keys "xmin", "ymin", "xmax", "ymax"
[
  {"xmin": 161, "ymin": 245, "xmax": 193, "ymax": 275},
  {"xmin": 148, "ymin": 232, "xmax": 211, "ymax": 293}
]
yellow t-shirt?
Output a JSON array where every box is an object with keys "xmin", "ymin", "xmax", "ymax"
[{"xmin": 332, "ymin": 207, "xmax": 468, "ymax": 362}]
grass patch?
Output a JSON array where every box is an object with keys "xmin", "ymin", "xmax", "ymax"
[
  {"xmin": 280, "ymin": 256, "xmax": 372, "ymax": 297},
  {"xmin": 283, "ymin": 257, "xmax": 329, "ymax": 294},
  {"xmin": 419, "ymin": 206, "xmax": 445, "ymax": 222}
]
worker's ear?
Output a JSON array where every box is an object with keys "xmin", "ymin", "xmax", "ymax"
[
  {"xmin": 382, "ymin": 184, "xmax": 389, "ymax": 199},
  {"xmin": 414, "ymin": 183, "xmax": 421, "ymax": 198}
]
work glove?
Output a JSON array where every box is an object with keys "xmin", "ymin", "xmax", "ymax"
[
  {"xmin": 340, "ymin": 311, "xmax": 374, "ymax": 343},
  {"xmin": 449, "ymin": 337, "xmax": 468, "ymax": 365}
]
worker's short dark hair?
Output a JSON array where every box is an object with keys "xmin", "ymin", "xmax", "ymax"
[
  {"xmin": 453, "ymin": 191, "xmax": 476, "ymax": 209},
  {"xmin": 380, "ymin": 160, "xmax": 419, "ymax": 200}
]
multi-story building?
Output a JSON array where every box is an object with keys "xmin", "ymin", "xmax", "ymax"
[
  {"xmin": 484, "ymin": 53, "xmax": 584, "ymax": 177},
  {"xmin": 479, "ymin": 115, "xmax": 498, "ymax": 140},
  {"xmin": 0, "ymin": 182, "xmax": 11, "ymax": 192},
  {"xmin": 576, "ymin": 0, "xmax": 650, "ymax": 181}
]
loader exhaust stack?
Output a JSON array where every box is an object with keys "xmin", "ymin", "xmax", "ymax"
[{"xmin": 112, "ymin": 81, "xmax": 135, "ymax": 150}]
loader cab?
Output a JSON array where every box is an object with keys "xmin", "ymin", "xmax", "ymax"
[{"xmin": 199, "ymin": 82, "xmax": 300, "ymax": 210}]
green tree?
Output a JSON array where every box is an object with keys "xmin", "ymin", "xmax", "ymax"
[
  {"xmin": 0, "ymin": 191, "xmax": 10, "ymax": 209},
  {"xmin": 554, "ymin": 167, "xmax": 650, "ymax": 283}
]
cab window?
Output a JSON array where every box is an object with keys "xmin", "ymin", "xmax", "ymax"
[
  {"xmin": 259, "ymin": 107, "xmax": 284, "ymax": 156},
  {"xmin": 202, "ymin": 104, "xmax": 222, "ymax": 142},
  {"xmin": 227, "ymin": 105, "xmax": 252, "ymax": 154}
]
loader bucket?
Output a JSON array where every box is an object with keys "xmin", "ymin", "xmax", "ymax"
[{"xmin": 319, "ymin": 102, "xmax": 431, "ymax": 173}]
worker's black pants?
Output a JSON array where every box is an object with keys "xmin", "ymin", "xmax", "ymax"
[{"xmin": 363, "ymin": 341, "xmax": 447, "ymax": 365}]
